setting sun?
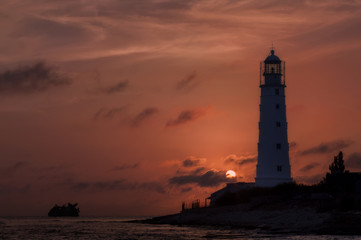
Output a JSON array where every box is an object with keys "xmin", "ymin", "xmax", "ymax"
[{"xmin": 226, "ymin": 170, "xmax": 236, "ymax": 178}]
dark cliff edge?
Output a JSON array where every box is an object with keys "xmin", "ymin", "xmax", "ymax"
[
  {"xmin": 138, "ymin": 195, "xmax": 361, "ymax": 235},
  {"xmin": 136, "ymin": 180, "xmax": 361, "ymax": 235}
]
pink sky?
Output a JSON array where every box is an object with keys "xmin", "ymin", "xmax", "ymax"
[{"xmin": 1, "ymin": 0, "xmax": 361, "ymax": 216}]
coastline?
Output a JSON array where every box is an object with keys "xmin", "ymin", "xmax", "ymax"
[{"xmin": 138, "ymin": 203, "xmax": 361, "ymax": 235}]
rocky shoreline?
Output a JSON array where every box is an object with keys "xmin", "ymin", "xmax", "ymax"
[{"xmin": 138, "ymin": 201, "xmax": 361, "ymax": 235}]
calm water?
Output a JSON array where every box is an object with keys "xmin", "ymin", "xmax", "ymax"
[{"xmin": 0, "ymin": 217, "xmax": 360, "ymax": 240}]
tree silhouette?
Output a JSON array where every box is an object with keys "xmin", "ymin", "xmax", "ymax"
[{"xmin": 329, "ymin": 151, "xmax": 345, "ymax": 174}]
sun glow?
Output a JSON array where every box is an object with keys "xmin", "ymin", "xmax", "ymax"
[{"xmin": 226, "ymin": 170, "xmax": 236, "ymax": 178}]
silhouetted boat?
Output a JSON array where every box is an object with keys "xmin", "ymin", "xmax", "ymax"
[{"xmin": 48, "ymin": 203, "xmax": 79, "ymax": 217}]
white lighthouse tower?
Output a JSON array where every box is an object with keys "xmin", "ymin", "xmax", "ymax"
[{"xmin": 255, "ymin": 49, "xmax": 292, "ymax": 187}]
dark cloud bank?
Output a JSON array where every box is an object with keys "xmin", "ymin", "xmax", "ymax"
[
  {"xmin": 94, "ymin": 106, "xmax": 128, "ymax": 120},
  {"xmin": 299, "ymin": 140, "xmax": 353, "ymax": 156},
  {"xmin": 131, "ymin": 107, "xmax": 158, "ymax": 127},
  {"xmin": 94, "ymin": 106, "xmax": 158, "ymax": 126},
  {"xmin": 0, "ymin": 62, "xmax": 71, "ymax": 94},
  {"xmin": 224, "ymin": 155, "xmax": 257, "ymax": 166},
  {"xmin": 176, "ymin": 71, "xmax": 198, "ymax": 92},
  {"xmin": 104, "ymin": 80, "xmax": 129, "ymax": 94},
  {"xmin": 166, "ymin": 109, "xmax": 204, "ymax": 127},
  {"xmin": 299, "ymin": 163, "xmax": 320, "ymax": 173},
  {"xmin": 182, "ymin": 157, "xmax": 203, "ymax": 167},
  {"xmin": 169, "ymin": 170, "xmax": 235, "ymax": 187},
  {"xmin": 0, "ymin": 161, "xmax": 28, "ymax": 176}
]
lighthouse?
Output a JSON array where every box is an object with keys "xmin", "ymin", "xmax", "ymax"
[{"xmin": 255, "ymin": 49, "xmax": 292, "ymax": 187}]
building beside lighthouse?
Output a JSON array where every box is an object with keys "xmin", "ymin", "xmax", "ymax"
[{"xmin": 255, "ymin": 49, "xmax": 292, "ymax": 187}]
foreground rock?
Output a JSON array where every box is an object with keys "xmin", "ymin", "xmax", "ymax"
[
  {"xmin": 141, "ymin": 194, "xmax": 361, "ymax": 235},
  {"xmin": 143, "ymin": 207, "xmax": 361, "ymax": 235},
  {"xmin": 48, "ymin": 203, "xmax": 80, "ymax": 217}
]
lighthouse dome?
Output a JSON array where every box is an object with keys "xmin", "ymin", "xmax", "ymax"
[{"xmin": 264, "ymin": 50, "xmax": 281, "ymax": 63}]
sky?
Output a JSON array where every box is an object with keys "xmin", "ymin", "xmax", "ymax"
[{"xmin": 1, "ymin": 0, "xmax": 361, "ymax": 217}]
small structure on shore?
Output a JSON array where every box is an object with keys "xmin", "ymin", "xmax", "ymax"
[
  {"xmin": 182, "ymin": 199, "xmax": 210, "ymax": 211},
  {"xmin": 48, "ymin": 203, "xmax": 80, "ymax": 217},
  {"xmin": 208, "ymin": 182, "xmax": 254, "ymax": 206}
]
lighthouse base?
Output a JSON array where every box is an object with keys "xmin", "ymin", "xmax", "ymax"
[{"xmin": 255, "ymin": 177, "xmax": 293, "ymax": 187}]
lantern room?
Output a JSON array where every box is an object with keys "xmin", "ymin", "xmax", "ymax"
[{"xmin": 260, "ymin": 49, "xmax": 285, "ymax": 86}]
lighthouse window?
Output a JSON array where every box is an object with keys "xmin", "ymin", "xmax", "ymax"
[
  {"xmin": 276, "ymin": 122, "xmax": 281, "ymax": 127},
  {"xmin": 275, "ymin": 89, "xmax": 279, "ymax": 95},
  {"xmin": 276, "ymin": 143, "xmax": 281, "ymax": 149},
  {"xmin": 277, "ymin": 165, "xmax": 282, "ymax": 172},
  {"xmin": 276, "ymin": 104, "xmax": 280, "ymax": 109}
]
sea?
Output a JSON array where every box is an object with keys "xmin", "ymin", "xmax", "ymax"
[{"xmin": 0, "ymin": 217, "xmax": 360, "ymax": 240}]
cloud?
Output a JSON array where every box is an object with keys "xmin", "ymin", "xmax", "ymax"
[
  {"xmin": 2, "ymin": 0, "xmax": 360, "ymax": 64},
  {"xmin": 104, "ymin": 80, "xmax": 129, "ymax": 94},
  {"xmin": 299, "ymin": 163, "xmax": 320, "ymax": 173},
  {"xmin": 166, "ymin": 108, "xmax": 205, "ymax": 127},
  {"xmin": 286, "ymin": 15, "xmax": 361, "ymax": 54},
  {"xmin": 183, "ymin": 159, "xmax": 199, "ymax": 167},
  {"xmin": 17, "ymin": 16, "xmax": 92, "ymax": 46},
  {"xmin": 182, "ymin": 156, "xmax": 205, "ymax": 167},
  {"xmin": 95, "ymin": 0, "xmax": 196, "ymax": 19},
  {"xmin": 71, "ymin": 179, "xmax": 165, "ymax": 194},
  {"xmin": 0, "ymin": 62, "xmax": 71, "ymax": 94},
  {"xmin": 346, "ymin": 152, "xmax": 361, "ymax": 169},
  {"xmin": 111, "ymin": 163, "xmax": 139, "ymax": 171},
  {"xmin": 169, "ymin": 169, "xmax": 235, "ymax": 187},
  {"xmin": 176, "ymin": 71, "xmax": 198, "ymax": 92},
  {"xmin": 177, "ymin": 167, "xmax": 206, "ymax": 175},
  {"xmin": 1, "ymin": 161, "xmax": 28, "ymax": 176},
  {"xmin": 191, "ymin": 167, "xmax": 206, "ymax": 175},
  {"xmin": 138, "ymin": 182, "xmax": 165, "ymax": 194},
  {"xmin": 0, "ymin": 184, "xmax": 31, "ymax": 195},
  {"xmin": 93, "ymin": 106, "xmax": 127, "ymax": 120},
  {"xmin": 299, "ymin": 140, "xmax": 353, "ymax": 156},
  {"xmin": 131, "ymin": 107, "xmax": 159, "ymax": 127},
  {"xmin": 181, "ymin": 187, "xmax": 192, "ymax": 193},
  {"xmin": 224, "ymin": 154, "xmax": 257, "ymax": 166},
  {"xmin": 10, "ymin": 161, "xmax": 27, "ymax": 171}
]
